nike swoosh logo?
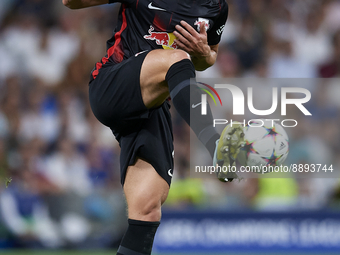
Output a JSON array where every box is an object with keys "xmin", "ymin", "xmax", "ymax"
[
  {"xmin": 148, "ymin": 2, "xmax": 166, "ymax": 11},
  {"xmin": 192, "ymin": 102, "xmax": 202, "ymax": 108},
  {"xmin": 135, "ymin": 50, "xmax": 148, "ymax": 57},
  {"xmin": 168, "ymin": 169, "xmax": 173, "ymax": 177}
]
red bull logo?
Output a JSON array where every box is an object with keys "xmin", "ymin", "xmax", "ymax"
[{"xmin": 144, "ymin": 26, "xmax": 178, "ymax": 50}]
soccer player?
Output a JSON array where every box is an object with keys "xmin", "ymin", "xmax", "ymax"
[{"xmin": 62, "ymin": 0, "xmax": 244, "ymax": 254}]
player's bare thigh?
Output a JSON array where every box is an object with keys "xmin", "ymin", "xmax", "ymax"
[
  {"xmin": 124, "ymin": 157, "xmax": 169, "ymax": 221},
  {"xmin": 140, "ymin": 49, "xmax": 191, "ymax": 109}
]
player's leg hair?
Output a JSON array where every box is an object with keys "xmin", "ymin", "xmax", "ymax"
[
  {"xmin": 140, "ymin": 49, "xmax": 219, "ymax": 158},
  {"xmin": 117, "ymin": 158, "xmax": 169, "ymax": 255}
]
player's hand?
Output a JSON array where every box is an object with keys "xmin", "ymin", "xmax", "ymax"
[{"xmin": 173, "ymin": 21, "xmax": 211, "ymax": 58}]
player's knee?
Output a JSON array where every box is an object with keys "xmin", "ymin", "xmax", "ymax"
[
  {"xmin": 138, "ymin": 198, "xmax": 162, "ymax": 221},
  {"xmin": 168, "ymin": 49, "xmax": 191, "ymax": 66}
]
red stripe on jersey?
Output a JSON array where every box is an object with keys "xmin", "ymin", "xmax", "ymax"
[
  {"xmin": 168, "ymin": 13, "xmax": 173, "ymax": 26},
  {"xmin": 92, "ymin": 62, "xmax": 103, "ymax": 79},
  {"xmin": 153, "ymin": 14, "xmax": 166, "ymax": 31},
  {"xmin": 92, "ymin": 5, "xmax": 128, "ymax": 80}
]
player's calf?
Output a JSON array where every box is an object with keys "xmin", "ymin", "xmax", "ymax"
[
  {"xmin": 165, "ymin": 58, "xmax": 220, "ymax": 159},
  {"xmin": 118, "ymin": 158, "xmax": 168, "ymax": 255},
  {"xmin": 117, "ymin": 219, "xmax": 160, "ymax": 255}
]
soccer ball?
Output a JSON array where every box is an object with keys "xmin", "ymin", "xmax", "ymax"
[{"xmin": 237, "ymin": 120, "xmax": 289, "ymax": 169}]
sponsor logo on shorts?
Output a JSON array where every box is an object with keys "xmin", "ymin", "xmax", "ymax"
[
  {"xmin": 168, "ymin": 169, "xmax": 173, "ymax": 177},
  {"xmin": 135, "ymin": 50, "xmax": 148, "ymax": 57}
]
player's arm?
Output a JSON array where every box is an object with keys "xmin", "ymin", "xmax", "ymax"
[
  {"xmin": 62, "ymin": 0, "xmax": 109, "ymax": 9},
  {"xmin": 173, "ymin": 21, "xmax": 217, "ymax": 71},
  {"xmin": 191, "ymin": 44, "xmax": 219, "ymax": 71},
  {"xmin": 174, "ymin": 1, "xmax": 228, "ymax": 71}
]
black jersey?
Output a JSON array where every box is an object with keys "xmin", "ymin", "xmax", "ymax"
[{"xmin": 91, "ymin": 0, "xmax": 228, "ymax": 79}]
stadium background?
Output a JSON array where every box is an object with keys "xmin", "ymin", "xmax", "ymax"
[{"xmin": 0, "ymin": 0, "xmax": 340, "ymax": 254}]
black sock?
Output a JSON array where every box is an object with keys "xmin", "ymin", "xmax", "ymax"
[
  {"xmin": 117, "ymin": 219, "xmax": 160, "ymax": 255},
  {"xmin": 166, "ymin": 59, "xmax": 219, "ymax": 158}
]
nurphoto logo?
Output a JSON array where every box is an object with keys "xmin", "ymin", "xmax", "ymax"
[{"xmin": 197, "ymin": 83, "xmax": 312, "ymax": 128}]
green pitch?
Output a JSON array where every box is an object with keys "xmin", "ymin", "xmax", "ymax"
[
  {"xmin": 2, "ymin": 252, "xmax": 116, "ymax": 255},
  {"xmin": 3, "ymin": 252, "xmax": 115, "ymax": 255},
  {"xmin": 2, "ymin": 251, "xmax": 335, "ymax": 255}
]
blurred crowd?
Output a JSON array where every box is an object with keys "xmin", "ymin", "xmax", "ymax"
[{"xmin": 0, "ymin": 0, "xmax": 340, "ymax": 249}]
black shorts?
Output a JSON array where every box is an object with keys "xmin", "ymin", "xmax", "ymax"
[{"xmin": 89, "ymin": 51, "xmax": 174, "ymax": 186}]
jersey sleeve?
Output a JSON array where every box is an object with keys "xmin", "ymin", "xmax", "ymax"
[
  {"xmin": 109, "ymin": 0, "xmax": 135, "ymax": 5},
  {"xmin": 207, "ymin": 1, "xmax": 228, "ymax": 45}
]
